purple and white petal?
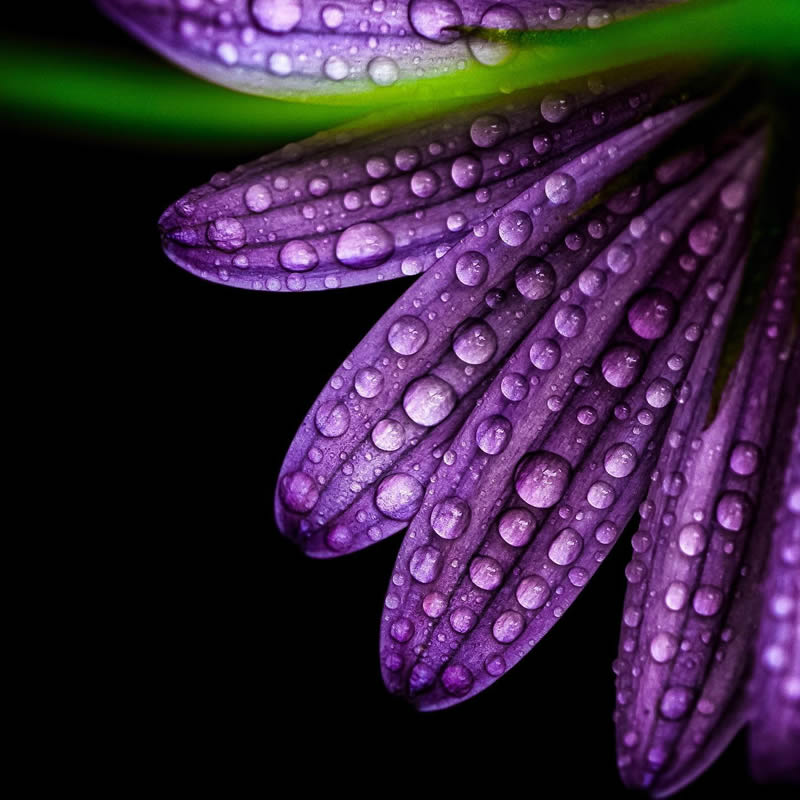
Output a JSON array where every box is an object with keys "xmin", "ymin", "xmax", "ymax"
[
  {"xmin": 748, "ymin": 227, "xmax": 800, "ymax": 786},
  {"xmin": 159, "ymin": 77, "xmax": 671, "ymax": 291},
  {"xmin": 99, "ymin": 0, "xmax": 682, "ymax": 98},
  {"xmin": 613, "ymin": 215, "xmax": 798, "ymax": 794}
]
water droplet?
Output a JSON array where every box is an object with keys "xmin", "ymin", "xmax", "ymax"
[
  {"xmin": 390, "ymin": 617, "xmax": 415, "ymax": 642},
  {"xmin": 388, "ymin": 315, "xmax": 429, "ymax": 355},
  {"xmin": 315, "ymin": 400, "xmax": 350, "ymax": 437},
  {"xmin": 376, "ymin": 474, "xmax": 424, "ymax": 520},
  {"xmin": 529, "ymin": 338, "xmax": 561, "ymax": 371},
  {"xmin": 485, "ymin": 654, "xmax": 507, "ymax": 676},
  {"xmin": 442, "ymin": 663, "xmax": 473, "ymax": 696},
  {"xmin": 408, "ymin": 0, "xmax": 463, "ymax": 42},
  {"xmin": 601, "ymin": 345, "xmax": 643, "ymax": 388},
  {"xmin": 431, "ymin": 497, "xmax": 471, "ymax": 539},
  {"xmin": 604, "ymin": 443, "xmax": 638, "ymax": 478},
  {"xmin": 455, "ymin": 251, "xmax": 489, "ymax": 286},
  {"xmin": 729, "ymin": 441, "xmax": 760, "ymax": 476},
  {"xmin": 207, "ymin": 218, "xmax": 246, "ymax": 251},
  {"xmin": 595, "ymin": 521, "xmax": 618, "ymax": 544},
  {"xmin": 410, "ymin": 169, "xmax": 441, "ymax": 198},
  {"xmin": 578, "ymin": 267, "xmax": 607, "ymax": 297},
  {"xmin": 279, "ymin": 240, "xmax": 319, "ymax": 272},
  {"xmin": 545, "ymin": 172, "xmax": 577, "ymax": 205},
  {"xmin": 372, "ymin": 418, "xmax": 406, "ymax": 452},
  {"xmin": 650, "ymin": 632, "xmax": 678, "ymax": 663},
  {"xmin": 469, "ymin": 556, "xmax": 504, "ymax": 590},
  {"xmin": 515, "ymin": 257, "xmax": 556, "ymax": 300},
  {"xmin": 554, "ymin": 304, "xmax": 587, "ymax": 337},
  {"xmin": 326, "ymin": 524, "xmax": 352, "ymax": 551},
  {"xmin": 678, "ymin": 523, "xmax": 707, "ymax": 556},
  {"xmin": 665, "ymin": 581, "xmax": 689, "ymax": 610},
  {"xmin": 251, "ymin": 0, "xmax": 301, "ymax": 33},
  {"xmin": 368, "ymin": 56, "xmax": 399, "ymax": 85},
  {"xmin": 409, "ymin": 543, "xmax": 443, "ymax": 582},
  {"xmin": 501, "ymin": 372, "xmax": 528, "ymax": 402},
  {"xmin": 336, "ymin": 222, "xmax": 394, "ymax": 268},
  {"xmin": 323, "ymin": 55, "xmax": 349, "ymax": 81},
  {"xmin": 628, "ymin": 289, "xmax": 677, "ymax": 340},
  {"xmin": 279, "ymin": 471, "xmax": 319, "ymax": 513},
  {"xmin": 587, "ymin": 481, "xmax": 615, "ymax": 509},
  {"xmin": 354, "ymin": 366, "xmax": 383, "ymax": 398},
  {"xmin": 498, "ymin": 507, "xmax": 536, "ymax": 547},
  {"xmin": 476, "ymin": 415, "xmax": 512, "ymax": 455},
  {"xmin": 468, "ymin": 4, "xmax": 525, "ymax": 66},
  {"xmin": 452, "ymin": 319, "xmax": 497, "ymax": 364},
  {"xmin": 451, "ymin": 155, "xmax": 483, "ymax": 189},
  {"xmin": 688, "ymin": 219, "xmax": 723, "ymax": 256},
  {"xmin": 493, "ymin": 610, "xmax": 525, "ymax": 643},
  {"xmin": 645, "ymin": 377, "xmax": 673, "ymax": 408},
  {"xmin": 403, "ymin": 375, "xmax": 457, "ymax": 426},
  {"xmin": 515, "ymin": 451, "xmax": 571, "ymax": 508},
  {"xmin": 321, "ymin": 3, "xmax": 344, "ymax": 28},
  {"xmin": 660, "ymin": 687, "xmax": 693, "ymax": 720},
  {"xmin": 244, "ymin": 183, "xmax": 272, "ymax": 212},
  {"xmin": 541, "ymin": 93, "xmax": 575, "ymax": 123},
  {"xmin": 548, "ymin": 528, "xmax": 583, "ymax": 565},
  {"xmin": 450, "ymin": 606, "xmax": 478, "ymax": 633},
  {"xmin": 606, "ymin": 243, "xmax": 635, "ymax": 274},
  {"xmin": 423, "ymin": 591, "xmax": 448, "ymax": 618},
  {"xmin": 715, "ymin": 491, "xmax": 751, "ymax": 532},
  {"xmin": 470, "ymin": 114, "xmax": 510, "ymax": 148},
  {"xmin": 693, "ymin": 585, "xmax": 723, "ymax": 616}
]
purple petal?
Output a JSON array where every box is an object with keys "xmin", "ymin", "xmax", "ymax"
[
  {"xmin": 378, "ymin": 133, "xmax": 765, "ymax": 707},
  {"xmin": 275, "ymin": 94, "xmax": 706, "ymax": 558},
  {"xmin": 613, "ymin": 219, "xmax": 799, "ymax": 793},
  {"xmin": 159, "ymin": 77, "xmax": 672, "ymax": 291},
  {"xmin": 748, "ymin": 229, "xmax": 800, "ymax": 785},
  {"xmin": 99, "ymin": 0, "xmax": 680, "ymax": 98}
]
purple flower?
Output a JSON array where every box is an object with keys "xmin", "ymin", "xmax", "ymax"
[{"xmin": 103, "ymin": 0, "xmax": 799, "ymax": 791}]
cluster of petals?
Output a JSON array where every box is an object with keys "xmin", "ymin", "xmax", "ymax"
[{"xmin": 102, "ymin": 0, "xmax": 799, "ymax": 791}]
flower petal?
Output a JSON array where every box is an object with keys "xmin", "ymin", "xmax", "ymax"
[
  {"xmin": 613, "ymin": 217, "xmax": 798, "ymax": 793},
  {"xmin": 275, "ymin": 94, "xmax": 706, "ymax": 558},
  {"xmin": 748, "ymin": 229, "xmax": 800, "ymax": 785},
  {"xmin": 99, "ymin": 0, "xmax": 680, "ymax": 99},
  {"xmin": 160, "ymin": 76, "xmax": 671, "ymax": 291},
  {"xmin": 379, "ymin": 134, "xmax": 764, "ymax": 707}
]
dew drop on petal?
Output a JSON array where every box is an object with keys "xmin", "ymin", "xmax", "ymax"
[
  {"xmin": 455, "ymin": 251, "xmax": 489, "ymax": 286},
  {"xmin": 516, "ymin": 574, "xmax": 549, "ymax": 609},
  {"xmin": 548, "ymin": 528, "xmax": 583, "ymax": 565},
  {"xmin": 452, "ymin": 319, "xmax": 497, "ymax": 364},
  {"xmin": 408, "ymin": 543, "xmax": 443, "ymax": 582},
  {"xmin": 279, "ymin": 471, "xmax": 319, "ymax": 513},
  {"xmin": 498, "ymin": 508, "xmax": 536, "ymax": 547},
  {"xmin": 470, "ymin": 556, "xmax": 504, "ymax": 590},
  {"xmin": 403, "ymin": 375, "xmax": 457, "ymax": 426},
  {"xmin": 493, "ymin": 610, "xmax": 525, "ymax": 643},
  {"xmin": 628, "ymin": 289, "xmax": 677, "ymax": 340},
  {"xmin": 408, "ymin": 0, "xmax": 463, "ymax": 42},
  {"xmin": 388, "ymin": 315, "xmax": 429, "ymax": 355},
  {"xmin": 431, "ymin": 497, "xmax": 471, "ymax": 540},
  {"xmin": 376, "ymin": 474, "xmax": 425, "ymax": 520},
  {"xmin": 476, "ymin": 414, "xmax": 512, "ymax": 455},
  {"xmin": 336, "ymin": 222, "xmax": 395, "ymax": 268},
  {"xmin": 515, "ymin": 257, "xmax": 556, "ymax": 300},
  {"xmin": 515, "ymin": 451, "xmax": 571, "ymax": 508}
]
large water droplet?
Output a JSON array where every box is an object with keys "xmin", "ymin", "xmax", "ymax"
[
  {"xmin": 455, "ymin": 251, "xmax": 489, "ymax": 286},
  {"xmin": 548, "ymin": 528, "xmax": 583, "ymax": 565},
  {"xmin": 678, "ymin": 523, "xmax": 707, "ymax": 556},
  {"xmin": 336, "ymin": 222, "xmax": 394, "ymax": 268},
  {"xmin": 468, "ymin": 4, "xmax": 525, "ymax": 66},
  {"xmin": 650, "ymin": 632, "xmax": 678, "ymax": 663},
  {"xmin": 409, "ymin": 544, "xmax": 443, "ymax": 582},
  {"xmin": 516, "ymin": 574, "xmax": 549, "ymax": 609},
  {"xmin": 410, "ymin": 169, "xmax": 441, "ymax": 198},
  {"xmin": 470, "ymin": 556, "xmax": 504, "ymax": 590},
  {"xmin": 545, "ymin": 172, "xmax": 577, "ymax": 205},
  {"xmin": 493, "ymin": 610, "xmax": 525, "ymax": 643},
  {"xmin": 452, "ymin": 319, "xmax": 497, "ymax": 364},
  {"xmin": 441, "ymin": 664, "xmax": 473, "ymax": 696},
  {"xmin": 715, "ymin": 490, "xmax": 751, "ymax": 532},
  {"xmin": 628, "ymin": 289, "xmax": 677, "ymax": 340},
  {"xmin": 388, "ymin": 315, "xmax": 429, "ymax": 355},
  {"xmin": 476, "ymin": 415, "xmax": 512, "ymax": 455},
  {"xmin": 529, "ymin": 338, "xmax": 561, "ymax": 371},
  {"xmin": 279, "ymin": 240, "xmax": 319, "ymax": 272},
  {"xmin": 470, "ymin": 114, "xmax": 509, "ymax": 148},
  {"xmin": 354, "ymin": 366, "xmax": 384, "ymax": 398},
  {"xmin": 372, "ymin": 418, "xmax": 406, "ymax": 452},
  {"xmin": 450, "ymin": 606, "xmax": 478, "ymax": 633},
  {"xmin": 431, "ymin": 497, "xmax": 471, "ymax": 539},
  {"xmin": 540, "ymin": 93, "xmax": 574, "ymax": 123},
  {"xmin": 498, "ymin": 210, "xmax": 532, "ymax": 246},
  {"xmin": 515, "ymin": 451, "xmax": 571, "ymax": 508},
  {"xmin": 601, "ymin": 345, "xmax": 643, "ymax": 388},
  {"xmin": 451, "ymin": 155, "xmax": 483, "ymax": 189},
  {"xmin": 693, "ymin": 585, "xmax": 723, "ymax": 617},
  {"xmin": 251, "ymin": 0, "xmax": 302, "ymax": 33},
  {"xmin": 376, "ymin": 473, "xmax": 424, "ymax": 520},
  {"xmin": 408, "ymin": 0, "xmax": 463, "ymax": 42},
  {"xmin": 368, "ymin": 56, "xmax": 399, "ymax": 86},
  {"xmin": 279, "ymin": 470, "xmax": 319, "ymax": 513},
  {"xmin": 207, "ymin": 218, "xmax": 246, "ymax": 251},
  {"xmin": 498, "ymin": 508, "xmax": 536, "ymax": 547},
  {"xmin": 554, "ymin": 304, "xmax": 587, "ymax": 338},
  {"xmin": 604, "ymin": 443, "xmax": 638, "ymax": 478},
  {"xmin": 729, "ymin": 441, "xmax": 760, "ymax": 477},
  {"xmin": 315, "ymin": 400, "xmax": 350, "ymax": 437},
  {"xmin": 515, "ymin": 257, "xmax": 555, "ymax": 300},
  {"xmin": 403, "ymin": 375, "xmax": 457, "ymax": 426}
]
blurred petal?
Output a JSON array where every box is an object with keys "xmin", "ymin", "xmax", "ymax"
[
  {"xmin": 748, "ymin": 228, "xmax": 800, "ymax": 785},
  {"xmin": 99, "ymin": 0, "xmax": 680, "ymax": 99},
  {"xmin": 159, "ymin": 76, "xmax": 672, "ymax": 291},
  {"xmin": 613, "ymin": 218, "xmax": 798, "ymax": 794},
  {"xmin": 274, "ymin": 94, "xmax": 706, "ymax": 558},
  {"xmin": 379, "ymin": 134, "xmax": 765, "ymax": 707}
]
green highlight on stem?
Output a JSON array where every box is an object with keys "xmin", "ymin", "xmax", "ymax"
[{"xmin": 1, "ymin": 0, "xmax": 798, "ymax": 142}]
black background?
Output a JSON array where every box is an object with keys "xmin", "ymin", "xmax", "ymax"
[{"xmin": 12, "ymin": 3, "xmax": 795, "ymax": 795}]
